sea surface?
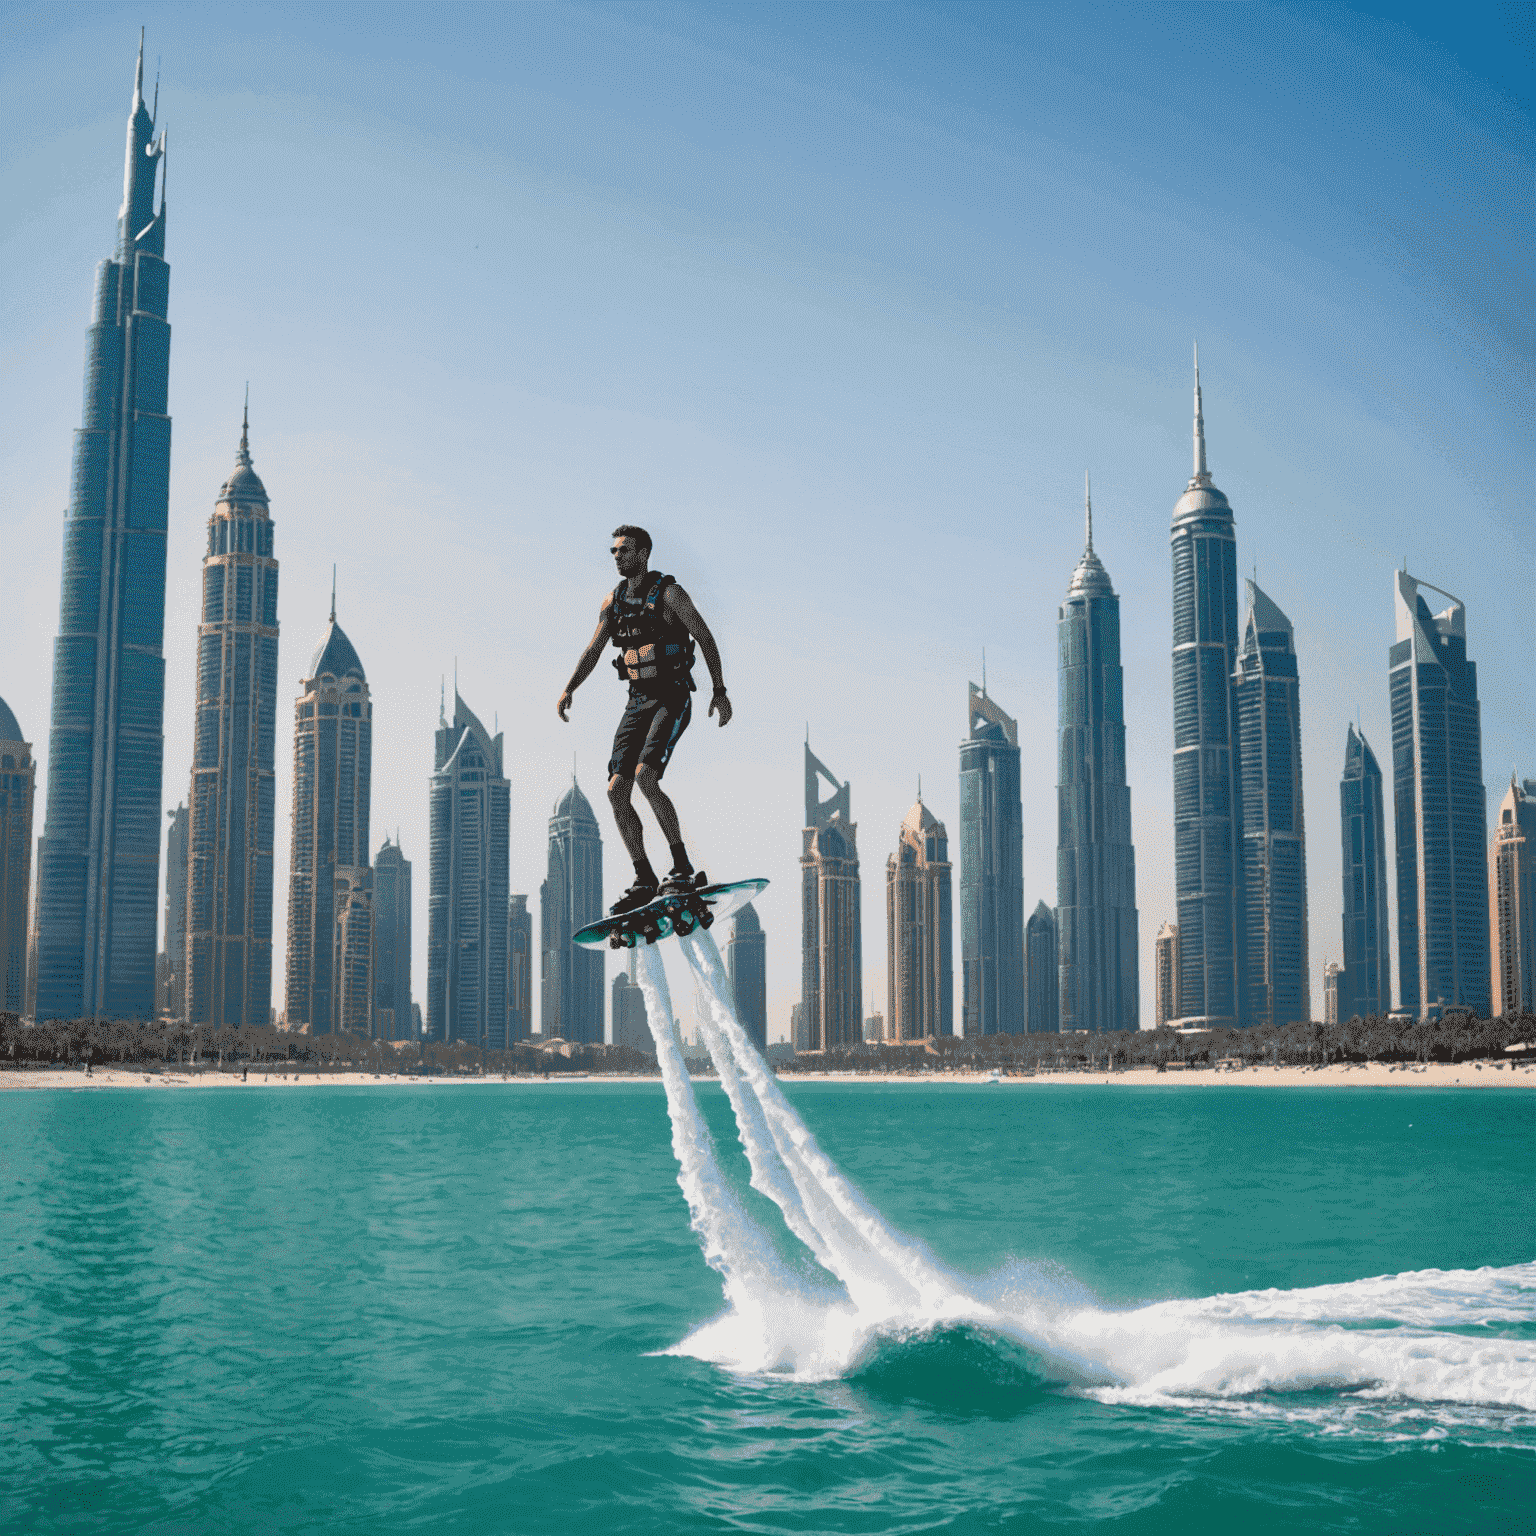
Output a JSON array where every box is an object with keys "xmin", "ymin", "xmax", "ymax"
[{"xmin": 2, "ymin": 1075, "xmax": 1532, "ymax": 1534}]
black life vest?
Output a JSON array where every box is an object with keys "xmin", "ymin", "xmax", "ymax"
[{"xmin": 610, "ymin": 572, "xmax": 695, "ymax": 689}]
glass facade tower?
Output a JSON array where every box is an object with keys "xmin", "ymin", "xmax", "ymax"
[
  {"xmin": 1057, "ymin": 481, "xmax": 1139, "ymax": 1032},
  {"xmin": 1339, "ymin": 725, "xmax": 1390, "ymax": 1019},
  {"xmin": 1169, "ymin": 353, "xmax": 1243, "ymax": 1027},
  {"xmin": 373, "ymin": 837, "xmax": 412, "ymax": 1041},
  {"xmin": 428, "ymin": 693, "xmax": 510, "ymax": 1048},
  {"xmin": 1389, "ymin": 572, "xmax": 1489, "ymax": 1019},
  {"xmin": 959, "ymin": 684, "xmax": 1024, "ymax": 1036},
  {"xmin": 36, "ymin": 40, "xmax": 170, "ymax": 1020},
  {"xmin": 185, "ymin": 412, "xmax": 278, "ymax": 1027},
  {"xmin": 539, "ymin": 779, "xmax": 603, "ymax": 1043},
  {"xmin": 727, "ymin": 901, "xmax": 768, "ymax": 1053},
  {"xmin": 1233, "ymin": 580, "xmax": 1309, "ymax": 1027},
  {"xmin": 885, "ymin": 797, "xmax": 953, "ymax": 1041},
  {"xmin": 800, "ymin": 743, "xmax": 861, "ymax": 1051}
]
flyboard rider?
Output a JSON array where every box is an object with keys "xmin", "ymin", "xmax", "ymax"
[{"xmin": 557, "ymin": 526, "xmax": 732, "ymax": 915}]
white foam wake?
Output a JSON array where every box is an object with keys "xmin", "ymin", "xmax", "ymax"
[{"xmin": 629, "ymin": 935, "xmax": 1535, "ymax": 1428}]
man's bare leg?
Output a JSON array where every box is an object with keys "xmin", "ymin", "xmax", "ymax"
[
  {"xmin": 608, "ymin": 774, "xmax": 650, "ymax": 867},
  {"xmin": 633, "ymin": 765, "xmax": 682, "ymax": 846}
]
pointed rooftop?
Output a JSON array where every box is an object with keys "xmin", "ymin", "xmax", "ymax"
[
  {"xmin": 1245, "ymin": 578, "xmax": 1293, "ymax": 639},
  {"xmin": 555, "ymin": 775, "xmax": 598, "ymax": 823},
  {"xmin": 0, "ymin": 694, "xmax": 23, "ymax": 745},
  {"xmin": 1172, "ymin": 343, "xmax": 1233, "ymax": 528},
  {"xmin": 218, "ymin": 396, "xmax": 268, "ymax": 506},
  {"xmin": 307, "ymin": 602, "xmax": 365, "ymax": 683},
  {"xmin": 1067, "ymin": 471, "xmax": 1114, "ymax": 596}
]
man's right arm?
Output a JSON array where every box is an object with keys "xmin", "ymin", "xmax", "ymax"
[{"xmin": 557, "ymin": 598, "xmax": 613, "ymax": 722}]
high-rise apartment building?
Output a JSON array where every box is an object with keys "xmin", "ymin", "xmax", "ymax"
[
  {"xmin": 332, "ymin": 865, "xmax": 373, "ymax": 1036},
  {"xmin": 373, "ymin": 837, "xmax": 411, "ymax": 1041},
  {"xmin": 1389, "ymin": 572, "xmax": 1490, "ymax": 1019},
  {"xmin": 0, "ymin": 699, "xmax": 36, "ymax": 1013},
  {"xmin": 801, "ymin": 743, "xmax": 861, "ymax": 1051},
  {"xmin": 1154, "ymin": 921, "xmax": 1179, "ymax": 1029},
  {"xmin": 157, "ymin": 803, "xmax": 187, "ymax": 1018},
  {"xmin": 540, "ymin": 779, "xmax": 603, "ymax": 1044},
  {"xmin": 1234, "ymin": 581, "xmax": 1310, "ymax": 1027},
  {"xmin": 886, "ymin": 795, "xmax": 952, "ymax": 1041},
  {"xmin": 1058, "ymin": 480, "xmax": 1139, "ymax": 1033},
  {"xmin": 1025, "ymin": 902, "xmax": 1059, "ymax": 1033},
  {"xmin": 508, "ymin": 894, "xmax": 532, "ymax": 1043},
  {"xmin": 1339, "ymin": 725, "xmax": 1391, "ymax": 1019},
  {"xmin": 1324, "ymin": 962, "xmax": 1342, "ymax": 1025},
  {"xmin": 959, "ymin": 684, "xmax": 1024, "ymax": 1036},
  {"xmin": 1170, "ymin": 352, "xmax": 1243, "ymax": 1027},
  {"xmin": 185, "ymin": 412, "xmax": 279, "ymax": 1027},
  {"xmin": 428, "ymin": 693, "xmax": 510, "ymax": 1048},
  {"xmin": 36, "ymin": 41, "xmax": 170, "ymax": 1021},
  {"xmin": 1490, "ymin": 775, "xmax": 1535, "ymax": 1017},
  {"xmin": 727, "ymin": 901, "xmax": 767, "ymax": 1053},
  {"xmin": 284, "ymin": 603, "xmax": 371, "ymax": 1033}
]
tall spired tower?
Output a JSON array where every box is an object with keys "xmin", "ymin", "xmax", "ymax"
[
  {"xmin": 284, "ymin": 598, "xmax": 372, "ymax": 1033},
  {"xmin": 1169, "ymin": 349, "xmax": 1243, "ymax": 1027},
  {"xmin": 36, "ymin": 37, "xmax": 170, "ymax": 1020},
  {"xmin": 1057, "ymin": 477, "xmax": 1139, "ymax": 1032},
  {"xmin": 539, "ymin": 778, "xmax": 603, "ymax": 1043},
  {"xmin": 185, "ymin": 408, "xmax": 279, "ymax": 1026},
  {"xmin": 801, "ymin": 742, "xmax": 861, "ymax": 1051}
]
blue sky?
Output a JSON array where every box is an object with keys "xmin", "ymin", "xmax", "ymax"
[{"xmin": 2, "ymin": 1, "xmax": 1530, "ymax": 1036}]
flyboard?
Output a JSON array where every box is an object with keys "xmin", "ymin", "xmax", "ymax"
[{"xmin": 574, "ymin": 877, "xmax": 768, "ymax": 950}]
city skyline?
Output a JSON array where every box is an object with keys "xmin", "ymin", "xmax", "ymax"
[{"xmin": 4, "ymin": 14, "xmax": 1528, "ymax": 1039}]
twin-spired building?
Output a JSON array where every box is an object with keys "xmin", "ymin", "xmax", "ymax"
[{"xmin": 35, "ymin": 44, "xmax": 170, "ymax": 1021}]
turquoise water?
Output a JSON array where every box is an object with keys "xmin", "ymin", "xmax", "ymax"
[{"xmin": 2, "ymin": 1079, "xmax": 1532, "ymax": 1534}]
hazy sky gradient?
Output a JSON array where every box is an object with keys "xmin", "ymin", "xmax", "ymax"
[{"xmin": 3, "ymin": 2, "xmax": 1530, "ymax": 1037}]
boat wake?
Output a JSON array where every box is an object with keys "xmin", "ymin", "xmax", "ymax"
[{"xmin": 635, "ymin": 938, "xmax": 1536, "ymax": 1436}]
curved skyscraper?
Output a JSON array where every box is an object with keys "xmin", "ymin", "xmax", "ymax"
[
  {"xmin": 1234, "ymin": 581, "xmax": 1309, "ymax": 1027},
  {"xmin": 428, "ymin": 692, "xmax": 510, "ymax": 1047},
  {"xmin": 185, "ymin": 410, "xmax": 279, "ymax": 1027},
  {"xmin": 1339, "ymin": 725, "xmax": 1390, "ymax": 1019},
  {"xmin": 539, "ymin": 778, "xmax": 603, "ymax": 1043},
  {"xmin": 1057, "ymin": 479, "xmax": 1139, "ymax": 1032},
  {"xmin": 958, "ymin": 684, "xmax": 1023, "ymax": 1036},
  {"xmin": 284, "ymin": 602, "xmax": 371, "ymax": 1032},
  {"xmin": 1169, "ymin": 351, "xmax": 1243, "ymax": 1027},
  {"xmin": 36, "ymin": 39, "xmax": 170, "ymax": 1020},
  {"xmin": 1390, "ymin": 572, "xmax": 1489, "ymax": 1019}
]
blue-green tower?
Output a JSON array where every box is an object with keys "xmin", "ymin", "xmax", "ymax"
[{"xmin": 35, "ymin": 37, "xmax": 171, "ymax": 1020}]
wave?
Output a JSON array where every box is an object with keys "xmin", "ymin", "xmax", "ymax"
[{"xmin": 632, "ymin": 935, "xmax": 1535, "ymax": 1437}]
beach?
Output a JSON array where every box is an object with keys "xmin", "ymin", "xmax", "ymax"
[{"xmin": 4, "ymin": 1059, "xmax": 1533, "ymax": 1090}]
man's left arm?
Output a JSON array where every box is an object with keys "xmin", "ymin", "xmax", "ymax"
[{"xmin": 665, "ymin": 585, "xmax": 732, "ymax": 725}]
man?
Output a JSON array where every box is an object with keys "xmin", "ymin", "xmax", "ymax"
[{"xmin": 558, "ymin": 526, "xmax": 732, "ymax": 914}]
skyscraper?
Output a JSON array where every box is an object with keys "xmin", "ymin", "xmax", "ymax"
[
  {"xmin": 0, "ymin": 698, "xmax": 36, "ymax": 1013},
  {"xmin": 727, "ymin": 901, "xmax": 767, "ymax": 1053},
  {"xmin": 373, "ymin": 836, "xmax": 412, "ymax": 1041},
  {"xmin": 1490, "ymin": 775, "xmax": 1535, "ymax": 1018},
  {"xmin": 958, "ymin": 684, "xmax": 1024, "ymax": 1036},
  {"xmin": 885, "ymin": 795, "xmax": 953, "ymax": 1040},
  {"xmin": 507, "ymin": 894, "xmax": 532, "ymax": 1043},
  {"xmin": 1234, "ymin": 580, "xmax": 1310, "ymax": 1027},
  {"xmin": 284, "ymin": 602, "xmax": 371, "ymax": 1033},
  {"xmin": 1339, "ymin": 725, "xmax": 1391, "ymax": 1019},
  {"xmin": 1025, "ymin": 902, "xmax": 1059, "ymax": 1033},
  {"xmin": 157, "ymin": 802, "xmax": 187, "ymax": 1018},
  {"xmin": 612, "ymin": 959, "xmax": 652, "ymax": 1055},
  {"xmin": 428, "ymin": 692, "xmax": 510, "ymax": 1048},
  {"xmin": 801, "ymin": 742, "xmax": 861, "ymax": 1052},
  {"xmin": 332, "ymin": 865, "xmax": 373, "ymax": 1036},
  {"xmin": 1170, "ymin": 350, "xmax": 1243, "ymax": 1028},
  {"xmin": 1154, "ymin": 922, "xmax": 1179, "ymax": 1029},
  {"xmin": 1057, "ymin": 479, "xmax": 1139, "ymax": 1033},
  {"xmin": 185, "ymin": 411, "xmax": 279, "ymax": 1027},
  {"xmin": 1389, "ymin": 572, "xmax": 1490, "ymax": 1019},
  {"xmin": 35, "ymin": 40, "xmax": 170, "ymax": 1021},
  {"xmin": 1324, "ymin": 962, "xmax": 1342, "ymax": 1025},
  {"xmin": 540, "ymin": 778, "xmax": 603, "ymax": 1044}
]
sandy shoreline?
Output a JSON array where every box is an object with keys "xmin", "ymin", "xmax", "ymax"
[{"xmin": 2, "ymin": 1060, "xmax": 1533, "ymax": 1091}]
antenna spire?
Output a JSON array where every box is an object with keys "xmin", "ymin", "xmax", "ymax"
[
  {"xmin": 237, "ymin": 385, "xmax": 250, "ymax": 466},
  {"xmin": 330, "ymin": 566, "xmax": 336, "ymax": 623},
  {"xmin": 982, "ymin": 648, "xmax": 987, "ymax": 697},
  {"xmin": 1085, "ymin": 471, "xmax": 1093, "ymax": 552},
  {"xmin": 1192, "ymin": 341, "xmax": 1210, "ymax": 486},
  {"xmin": 152, "ymin": 55, "xmax": 160, "ymax": 119},
  {"xmin": 134, "ymin": 28, "xmax": 145, "ymax": 105}
]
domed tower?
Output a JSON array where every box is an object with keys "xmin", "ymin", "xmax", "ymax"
[
  {"xmin": 284, "ymin": 587, "xmax": 371, "ymax": 1033},
  {"xmin": 1169, "ymin": 349, "xmax": 1243, "ymax": 1028},
  {"xmin": 539, "ymin": 776, "xmax": 603, "ymax": 1043},
  {"xmin": 186, "ymin": 405, "xmax": 280, "ymax": 1027},
  {"xmin": 1057, "ymin": 475, "xmax": 1139, "ymax": 1032},
  {"xmin": 886, "ymin": 791, "xmax": 952, "ymax": 1041}
]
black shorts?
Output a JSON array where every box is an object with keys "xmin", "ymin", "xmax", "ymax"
[{"xmin": 608, "ymin": 688, "xmax": 692, "ymax": 781}]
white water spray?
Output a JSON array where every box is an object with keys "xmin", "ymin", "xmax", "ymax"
[{"xmin": 630, "ymin": 936, "xmax": 1536, "ymax": 1427}]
